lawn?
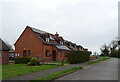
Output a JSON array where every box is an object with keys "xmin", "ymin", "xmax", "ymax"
[
  {"xmin": 31, "ymin": 67, "xmax": 82, "ymax": 81},
  {"xmin": 0, "ymin": 65, "xmax": 2, "ymax": 80},
  {"xmin": 2, "ymin": 64, "xmax": 60, "ymax": 79},
  {"xmin": 88, "ymin": 57, "xmax": 110, "ymax": 64}
]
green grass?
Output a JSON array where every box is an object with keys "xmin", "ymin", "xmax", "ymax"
[
  {"xmin": 0, "ymin": 65, "xmax": 2, "ymax": 80},
  {"xmin": 88, "ymin": 57, "xmax": 110, "ymax": 64},
  {"xmin": 31, "ymin": 67, "xmax": 82, "ymax": 81},
  {"xmin": 2, "ymin": 64, "xmax": 60, "ymax": 79}
]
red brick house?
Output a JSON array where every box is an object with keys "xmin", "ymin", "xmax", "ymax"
[
  {"xmin": 14, "ymin": 26, "xmax": 84, "ymax": 62},
  {"xmin": 0, "ymin": 38, "xmax": 10, "ymax": 64}
]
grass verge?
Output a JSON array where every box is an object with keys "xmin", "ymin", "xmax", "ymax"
[
  {"xmin": 31, "ymin": 67, "xmax": 82, "ymax": 81},
  {"xmin": 2, "ymin": 64, "xmax": 60, "ymax": 79},
  {"xmin": 88, "ymin": 57, "xmax": 110, "ymax": 64}
]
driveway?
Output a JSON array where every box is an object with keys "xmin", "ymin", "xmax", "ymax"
[{"xmin": 56, "ymin": 58, "xmax": 118, "ymax": 80}]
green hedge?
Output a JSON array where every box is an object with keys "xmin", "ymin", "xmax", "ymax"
[
  {"xmin": 110, "ymin": 50, "xmax": 120, "ymax": 58},
  {"xmin": 15, "ymin": 57, "xmax": 31, "ymax": 64},
  {"xmin": 67, "ymin": 50, "xmax": 91, "ymax": 64}
]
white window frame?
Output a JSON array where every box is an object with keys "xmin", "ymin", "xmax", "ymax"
[
  {"xmin": 46, "ymin": 38, "xmax": 49, "ymax": 42},
  {"xmin": 18, "ymin": 54, "xmax": 20, "ymax": 56},
  {"xmin": 46, "ymin": 50, "xmax": 50, "ymax": 57},
  {"xmin": 60, "ymin": 41, "xmax": 63, "ymax": 45}
]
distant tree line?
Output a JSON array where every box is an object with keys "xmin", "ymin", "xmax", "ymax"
[{"xmin": 100, "ymin": 39, "xmax": 120, "ymax": 58}]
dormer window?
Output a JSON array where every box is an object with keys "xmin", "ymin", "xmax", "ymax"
[
  {"xmin": 69, "ymin": 43, "xmax": 72, "ymax": 48},
  {"xmin": 46, "ymin": 38, "xmax": 49, "ymax": 42},
  {"xmin": 74, "ymin": 45, "xmax": 76, "ymax": 49},
  {"xmin": 60, "ymin": 41, "xmax": 63, "ymax": 45}
]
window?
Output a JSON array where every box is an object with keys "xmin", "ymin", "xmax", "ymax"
[
  {"xmin": 18, "ymin": 54, "xmax": 20, "ymax": 56},
  {"xmin": 60, "ymin": 41, "xmax": 63, "ymax": 45},
  {"xmin": 28, "ymin": 50, "xmax": 31, "ymax": 57},
  {"xmin": 46, "ymin": 38, "xmax": 49, "ymax": 42},
  {"xmin": 15, "ymin": 54, "xmax": 17, "ymax": 56},
  {"xmin": 74, "ymin": 45, "xmax": 76, "ymax": 49},
  {"xmin": 23, "ymin": 50, "xmax": 27, "ymax": 57},
  {"xmin": 69, "ymin": 43, "xmax": 72, "ymax": 48},
  {"xmin": 46, "ymin": 50, "xmax": 50, "ymax": 57}
]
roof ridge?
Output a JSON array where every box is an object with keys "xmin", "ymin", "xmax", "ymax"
[{"xmin": 30, "ymin": 26, "xmax": 48, "ymax": 34}]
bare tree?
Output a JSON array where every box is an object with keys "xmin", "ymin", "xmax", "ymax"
[{"xmin": 100, "ymin": 44, "xmax": 109, "ymax": 56}]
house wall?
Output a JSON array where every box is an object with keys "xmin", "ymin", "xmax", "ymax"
[
  {"xmin": 57, "ymin": 50, "xmax": 68, "ymax": 61},
  {"xmin": 42, "ymin": 45, "xmax": 68, "ymax": 62},
  {"xmin": 2, "ymin": 51, "xmax": 9, "ymax": 64},
  {"xmin": 15, "ymin": 27, "xmax": 43, "ymax": 58},
  {"xmin": 15, "ymin": 26, "xmax": 69, "ymax": 62},
  {"xmin": 42, "ymin": 44, "xmax": 53, "ymax": 61}
]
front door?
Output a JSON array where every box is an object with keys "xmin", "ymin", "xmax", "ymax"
[{"xmin": 52, "ymin": 51, "xmax": 56, "ymax": 61}]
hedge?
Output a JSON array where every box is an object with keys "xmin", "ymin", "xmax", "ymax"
[
  {"xmin": 67, "ymin": 50, "xmax": 91, "ymax": 64},
  {"xmin": 15, "ymin": 57, "xmax": 31, "ymax": 64}
]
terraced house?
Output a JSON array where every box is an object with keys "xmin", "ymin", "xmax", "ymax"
[{"xmin": 15, "ymin": 26, "xmax": 86, "ymax": 62}]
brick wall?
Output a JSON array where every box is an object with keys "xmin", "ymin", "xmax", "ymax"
[
  {"xmin": 2, "ymin": 51, "xmax": 9, "ymax": 64},
  {"xmin": 15, "ymin": 27, "xmax": 43, "ymax": 58},
  {"xmin": 15, "ymin": 27, "xmax": 68, "ymax": 62}
]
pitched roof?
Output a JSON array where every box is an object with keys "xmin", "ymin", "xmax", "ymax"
[
  {"xmin": 28, "ymin": 26, "xmax": 84, "ymax": 50},
  {"xmin": 31, "ymin": 27, "xmax": 47, "ymax": 34},
  {"xmin": 29, "ymin": 26, "xmax": 60, "ymax": 45},
  {"xmin": 0, "ymin": 38, "xmax": 10, "ymax": 51}
]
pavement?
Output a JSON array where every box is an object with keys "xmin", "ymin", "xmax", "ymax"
[
  {"xmin": 5, "ymin": 62, "xmax": 86, "ymax": 80},
  {"xmin": 56, "ymin": 58, "xmax": 118, "ymax": 80}
]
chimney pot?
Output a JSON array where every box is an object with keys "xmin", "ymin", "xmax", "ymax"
[{"xmin": 55, "ymin": 32, "xmax": 59, "ymax": 37}]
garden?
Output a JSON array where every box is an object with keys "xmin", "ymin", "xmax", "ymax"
[
  {"xmin": 2, "ymin": 50, "xmax": 92, "ymax": 80},
  {"xmin": 2, "ymin": 57, "xmax": 61, "ymax": 79}
]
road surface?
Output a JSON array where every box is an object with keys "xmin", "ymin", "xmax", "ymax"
[{"xmin": 56, "ymin": 58, "xmax": 118, "ymax": 80}]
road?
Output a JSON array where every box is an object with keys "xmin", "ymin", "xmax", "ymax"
[{"xmin": 56, "ymin": 58, "xmax": 118, "ymax": 80}]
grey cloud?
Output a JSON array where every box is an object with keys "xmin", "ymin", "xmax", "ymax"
[{"xmin": 1, "ymin": 0, "xmax": 118, "ymax": 53}]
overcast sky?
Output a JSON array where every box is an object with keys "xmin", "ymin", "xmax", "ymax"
[{"xmin": 0, "ymin": 0, "xmax": 119, "ymax": 54}]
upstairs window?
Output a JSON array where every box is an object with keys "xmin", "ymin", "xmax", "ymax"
[
  {"xmin": 69, "ymin": 43, "xmax": 72, "ymax": 48},
  {"xmin": 46, "ymin": 50, "xmax": 50, "ymax": 57},
  {"xmin": 74, "ymin": 45, "xmax": 76, "ymax": 49},
  {"xmin": 79, "ymin": 47, "xmax": 82, "ymax": 50},
  {"xmin": 46, "ymin": 38, "xmax": 49, "ymax": 42},
  {"xmin": 60, "ymin": 41, "xmax": 63, "ymax": 45}
]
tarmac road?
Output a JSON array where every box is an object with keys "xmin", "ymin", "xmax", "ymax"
[{"xmin": 56, "ymin": 58, "xmax": 118, "ymax": 80}]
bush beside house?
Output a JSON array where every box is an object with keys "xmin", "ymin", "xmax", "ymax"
[
  {"xmin": 67, "ymin": 50, "xmax": 91, "ymax": 64},
  {"xmin": 15, "ymin": 57, "xmax": 31, "ymax": 64},
  {"xmin": 28, "ymin": 57, "xmax": 40, "ymax": 65}
]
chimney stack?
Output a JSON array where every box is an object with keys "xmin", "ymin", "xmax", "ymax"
[{"xmin": 55, "ymin": 32, "xmax": 59, "ymax": 37}]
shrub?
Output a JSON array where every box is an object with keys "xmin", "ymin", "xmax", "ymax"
[
  {"xmin": 61, "ymin": 60, "xmax": 64, "ymax": 66},
  {"xmin": 28, "ymin": 57, "xmax": 40, "ymax": 65},
  {"xmin": 15, "ymin": 57, "xmax": 31, "ymax": 64},
  {"xmin": 67, "ymin": 50, "xmax": 91, "ymax": 64},
  {"xmin": 110, "ymin": 49, "xmax": 120, "ymax": 58}
]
